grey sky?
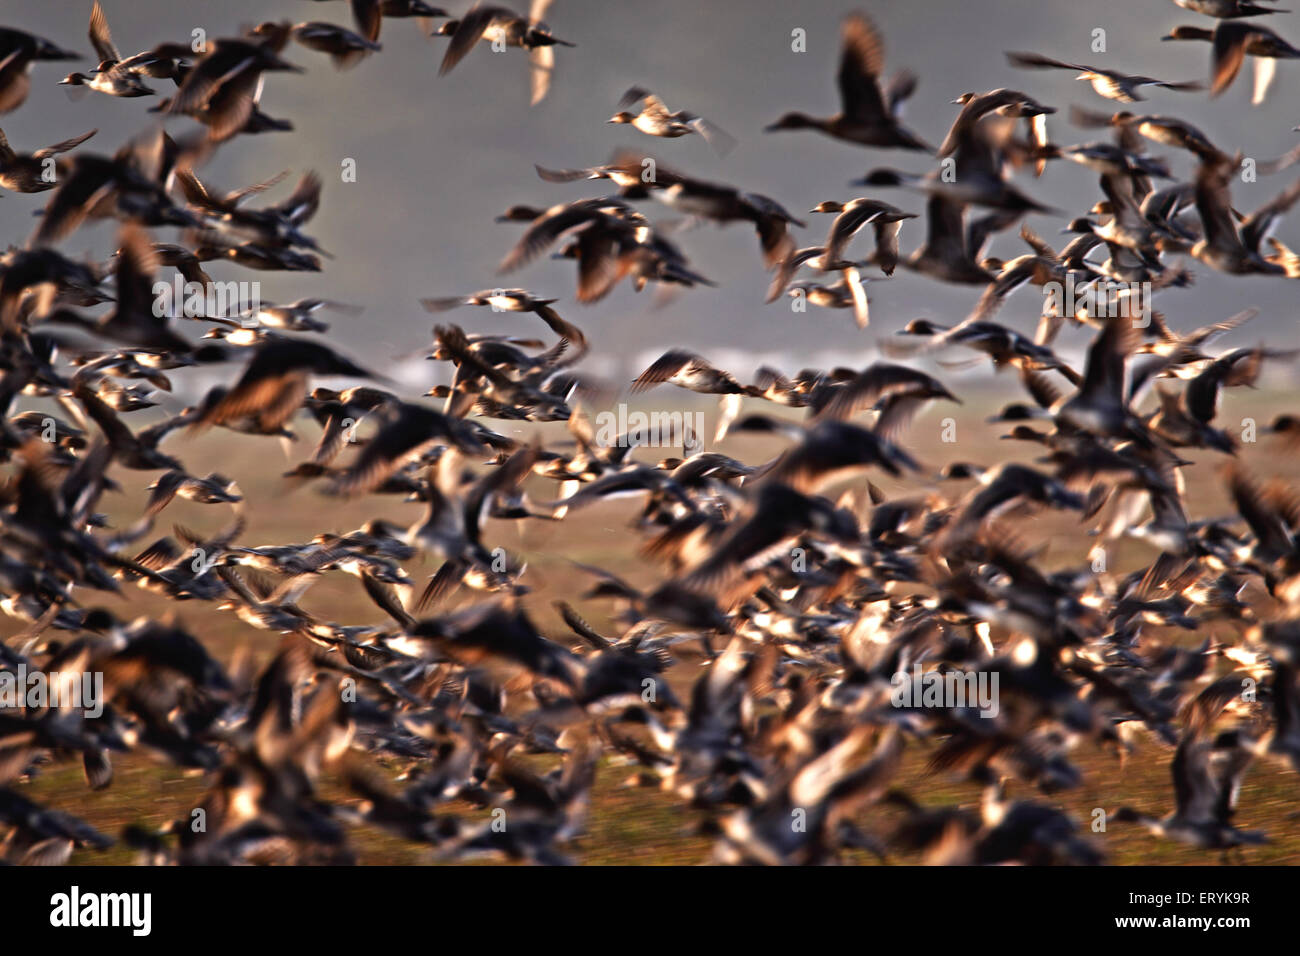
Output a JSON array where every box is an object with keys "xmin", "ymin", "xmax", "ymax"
[{"xmin": 3, "ymin": 0, "xmax": 1299, "ymax": 380}]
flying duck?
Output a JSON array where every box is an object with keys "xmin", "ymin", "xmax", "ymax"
[
  {"xmin": 59, "ymin": 1, "xmax": 156, "ymax": 97},
  {"xmin": 0, "ymin": 126, "xmax": 96, "ymax": 193},
  {"xmin": 0, "ymin": 27, "xmax": 81, "ymax": 114},
  {"xmin": 1007, "ymin": 51, "xmax": 1203, "ymax": 102},
  {"xmin": 1163, "ymin": 20, "xmax": 1300, "ymax": 100},
  {"xmin": 609, "ymin": 87, "xmax": 736, "ymax": 156},
  {"xmin": 436, "ymin": 1, "xmax": 574, "ymax": 104},
  {"xmin": 765, "ymin": 13, "xmax": 931, "ymax": 151}
]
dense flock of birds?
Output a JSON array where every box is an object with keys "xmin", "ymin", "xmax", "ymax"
[{"xmin": 2, "ymin": 0, "xmax": 1300, "ymax": 866}]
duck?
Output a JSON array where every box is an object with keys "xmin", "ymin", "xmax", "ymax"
[
  {"xmin": 962, "ymin": 226, "xmax": 1091, "ymax": 326},
  {"xmin": 436, "ymin": 2, "xmax": 574, "ymax": 104},
  {"xmin": 712, "ymin": 726, "xmax": 900, "ymax": 865},
  {"xmin": 609, "ymin": 87, "xmax": 736, "ymax": 156},
  {"xmin": 274, "ymin": 299, "xmax": 365, "ymax": 332},
  {"xmin": 1162, "ymin": 21, "xmax": 1300, "ymax": 100},
  {"xmin": 1112, "ymin": 684, "xmax": 1267, "ymax": 850},
  {"xmin": 1147, "ymin": 382, "xmax": 1236, "ymax": 453},
  {"xmin": 59, "ymin": 1, "xmax": 156, "ymax": 97},
  {"xmin": 896, "ymin": 318, "xmax": 1081, "ymax": 384},
  {"xmin": 194, "ymin": 240, "xmax": 322, "ymax": 272},
  {"xmin": 59, "ymin": 68, "xmax": 153, "ymax": 97},
  {"xmin": 807, "ymin": 362, "xmax": 960, "ymax": 440},
  {"xmin": 785, "ymin": 273, "xmax": 872, "ymax": 329},
  {"xmin": 855, "ymin": 165, "xmax": 1055, "ymax": 218},
  {"xmin": 892, "ymin": 194, "xmax": 996, "ymax": 285},
  {"xmin": 421, "ymin": 287, "xmax": 558, "ymax": 316},
  {"xmin": 162, "ymin": 37, "xmax": 302, "ymax": 141},
  {"xmin": 92, "ymin": 378, "xmax": 159, "ymax": 412},
  {"xmin": 764, "ymin": 13, "xmax": 931, "ymax": 151},
  {"xmin": 943, "ymin": 462, "xmax": 1088, "ymax": 548},
  {"xmin": 0, "ymin": 789, "xmax": 114, "ymax": 865},
  {"xmin": 765, "ymin": 245, "xmax": 866, "ymax": 304},
  {"xmin": 497, "ymin": 195, "xmax": 713, "ymax": 299},
  {"xmin": 631, "ymin": 350, "xmax": 747, "ymax": 395},
  {"xmin": 201, "ymin": 320, "xmax": 277, "ymax": 348},
  {"xmin": 1183, "ymin": 152, "xmax": 1300, "ymax": 274},
  {"xmin": 539, "ymin": 153, "xmax": 805, "ymax": 269},
  {"xmin": 251, "ymin": 21, "xmax": 382, "ymax": 70},
  {"xmin": 323, "ymin": 401, "xmax": 483, "ymax": 497},
  {"xmin": 1269, "ymin": 413, "xmax": 1300, "ymax": 448},
  {"xmin": 139, "ymin": 471, "xmax": 243, "ymax": 522},
  {"xmin": 1062, "ymin": 213, "xmax": 1164, "ymax": 268},
  {"xmin": 749, "ymin": 419, "xmax": 921, "ymax": 495},
  {"xmin": 940, "ymin": 89, "xmax": 1055, "ymax": 174},
  {"xmin": 179, "ymin": 168, "xmax": 324, "ymax": 254},
  {"xmin": 1104, "ymin": 111, "xmax": 1220, "ymax": 159},
  {"xmin": 312, "ymin": 0, "xmax": 448, "ymax": 44},
  {"xmin": 913, "ymin": 779, "xmax": 1104, "ymax": 865},
  {"xmin": 1006, "ymin": 50, "xmax": 1202, "ymax": 102},
  {"xmin": 741, "ymin": 365, "xmax": 856, "ymax": 409},
  {"xmin": 1050, "ymin": 317, "xmax": 1146, "ymax": 440},
  {"xmin": 1256, "ymin": 624, "xmax": 1300, "ymax": 769},
  {"xmin": 0, "ymin": 127, "xmax": 96, "ymax": 193},
  {"xmin": 421, "ymin": 289, "xmax": 587, "ymax": 351},
  {"xmin": 42, "ymin": 224, "xmax": 194, "ymax": 353},
  {"xmin": 808, "ymin": 198, "xmax": 916, "ymax": 276},
  {"xmin": 191, "ymin": 337, "xmax": 380, "ymax": 434},
  {"xmin": 1135, "ymin": 308, "xmax": 1258, "ymax": 369},
  {"xmin": 0, "ymin": 27, "xmax": 81, "ymax": 114},
  {"xmin": 58, "ymin": 69, "xmax": 150, "ymax": 98},
  {"xmin": 1172, "ymin": 0, "xmax": 1288, "ymax": 16},
  {"xmin": 432, "ymin": 323, "xmax": 573, "ymax": 420}
]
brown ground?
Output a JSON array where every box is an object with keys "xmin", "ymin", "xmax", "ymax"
[{"xmin": 7, "ymin": 385, "xmax": 1300, "ymax": 864}]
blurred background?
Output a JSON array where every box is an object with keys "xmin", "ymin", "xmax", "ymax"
[{"xmin": 3, "ymin": 0, "xmax": 1299, "ymax": 382}]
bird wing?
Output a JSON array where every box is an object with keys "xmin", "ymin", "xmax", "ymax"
[
  {"xmin": 632, "ymin": 350, "xmax": 699, "ymax": 392},
  {"xmin": 687, "ymin": 116, "xmax": 737, "ymax": 157},
  {"xmin": 112, "ymin": 222, "xmax": 163, "ymax": 327},
  {"xmin": 837, "ymin": 13, "xmax": 889, "ymax": 123},
  {"xmin": 882, "ymin": 69, "xmax": 917, "ymax": 118},
  {"xmin": 33, "ymin": 128, "xmax": 97, "ymax": 160},
  {"xmin": 1210, "ymin": 23, "xmax": 1251, "ymax": 95},
  {"xmin": 1193, "ymin": 156, "xmax": 1243, "ymax": 252},
  {"xmin": 529, "ymin": 43, "xmax": 553, "ymax": 105},
  {"xmin": 1006, "ymin": 51, "xmax": 1089, "ymax": 73},
  {"xmin": 843, "ymin": 265, "xmax": 870, "ymax": 329},
  {"xmin": 350, "ymin": 0, "xmax": 383, "ymax": 44},
  {"xmin": 1240, "ymin": 173, "xmax": 1300, "ymax": 253},
  {"xmin": 499, "ymin": 199, "xmax": 610, "ymax": 271},
  {"xmin": 1252, "ymin": 53, "xmax": 1276, "ymax": 104},
  {"xmin": 440, "ymin": 6, "xmax": 508, "ymax": 76},
  {"xmin": 88, "ymin": 0, "xmax": 121, "ymax": 64}
]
